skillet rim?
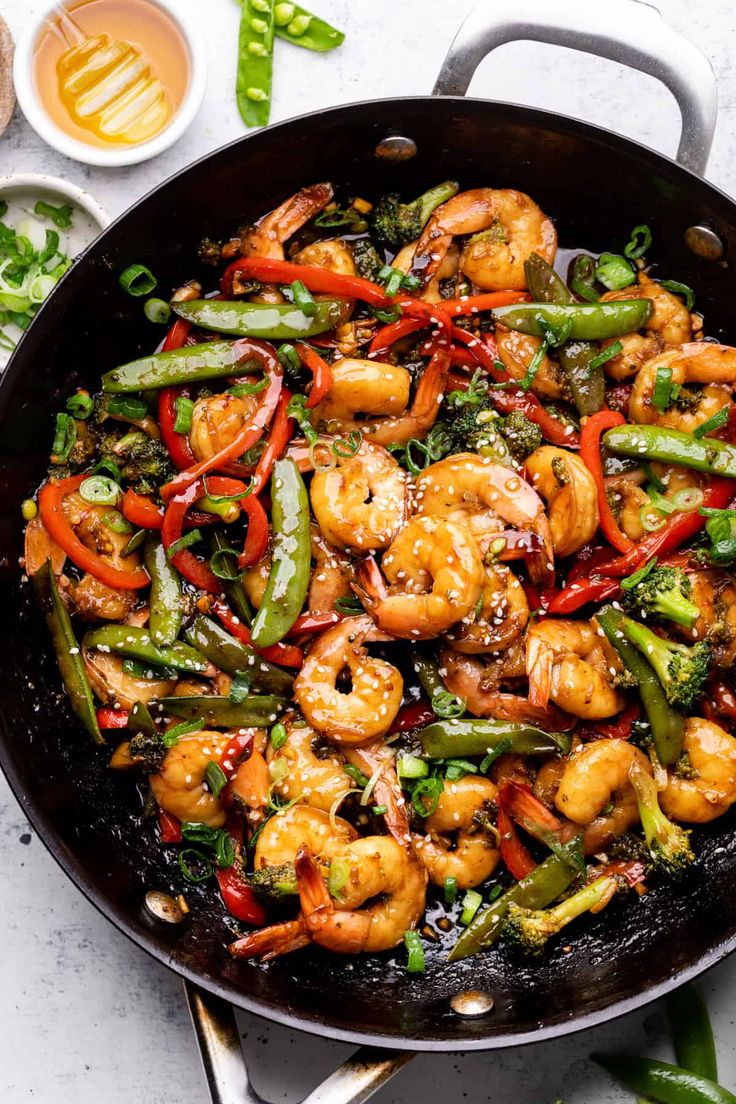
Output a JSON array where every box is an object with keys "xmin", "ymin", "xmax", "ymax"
[{"xmin": 2, "ymin": 92, "xmax": 736, "ymax": 1051}]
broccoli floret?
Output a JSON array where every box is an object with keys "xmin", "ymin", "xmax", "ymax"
[
  {"xmin": 350, "ymin": 237, "xmax": 383, "ymax": 281},
  {"xmin": 249, "ymin": 861, "xmax": 298, "ymax": 901},
  {"xmin": 504, "ymin": 875, "xmax": 619, "ymax": 955},
  {"xmin": 621, "ymin": 563, "xmax": 700, "ymax": 628},
  {"xmin": 128, "ymin": 730, "xmax": 165, "ymax": 772},
  {"xmin": 100, "ymin": 430, "xmax": 174, "ymax": 495},
  {"xmin": 621, "ymin": 615, "xmax": 712, "ymax": 712},
  {"xmin": 500, "ymin": 410, "xmax": 543, "ymax": 461},
  {"xmin": 372, "ymin": 181, "xmax": 459, "ymax": 251},
  {"xmin": 628, "ymin": 759, "xmax": 694, "ymax": 878}
]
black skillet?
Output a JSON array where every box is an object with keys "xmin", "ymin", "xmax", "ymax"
[{"xmin": 1, "ymin": 0, "xmax": 734, "ymax": 1098}]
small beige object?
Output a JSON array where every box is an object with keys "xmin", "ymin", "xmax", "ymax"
[{"xmin": 0, "ymin": 15, "xmax": 15, "ymax": 138}]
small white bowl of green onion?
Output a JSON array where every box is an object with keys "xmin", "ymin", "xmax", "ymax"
[{"xmin": 0, "ymin": 173, "xmax": 109, "ymax": 368}]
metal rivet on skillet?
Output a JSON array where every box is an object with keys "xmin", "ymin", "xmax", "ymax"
[
  {"xmin": 375, "ymin": 135, "xmax": 418, "ymax": 162},
  {"xmin": 144, "ymin": 889, "xmax": 187, "ymax": 924},
  {"xmin": 450, "ymin": 989, "xmax": 495, "ymax": 1017},
  {"xmin": 684, "ymin": 224, "xmax": 725, "ymax": 261}
]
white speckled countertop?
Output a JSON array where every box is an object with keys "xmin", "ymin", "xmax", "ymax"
[{"xmin": 2, "ymin": 1, "xmax": 736, "ymax": 1100}]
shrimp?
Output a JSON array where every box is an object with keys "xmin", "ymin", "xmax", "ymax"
[
  {"xmin": 681, "ymin": 569, "xmax": 736, "ymax": 666},
  {"xmin": 413, "ymin": 776, "xmax": 499, "ymax": 889},
  {"xmin": 629, "ymin": 342, "xmax": 736, "ymax": 433},
  {"xmin": 410, "ymin": 188, "xmax": 556, "ymax": 291},
  {"xmin": 230, "ymin": 917, "xmax": 311, "ymax": 961},
  {"xmin": 344, "ymin": 741, "xmax": 412, "ymax": 846},
  {"xmin": 392, "ymin": 240, "xmax": 460, "ymax": 303},
  {"xmin": 413, "ymin": 453, "xmax": 554, "ymax": 583},
  {"xmin": 307, "ymin": 526, "xmax": 353, "ymax": 613},
  {"xmin": 524, "ymin": 446, "xmax": 599, "ymax": 557},
  {"xmin": 600, "ymin": 273, "xmax": 692, "ymax": 381},
  {"xmin": 254, "ymin": 804, "xmax": 357, "ymax": 871},
  {"xmin": 554, "ymin": 739, "xmax": 653, "ymax": 854},
  {"xmin": 448, "ymin": 562, "xmax": 529, "ymax": 654},
  {"xmin": 294, "ymin": 237, "xmax": 357, "ymax": 276},
  {"xmin": 189, "ymin": 391, "xmax": 259, "ymax": 464},
  {"xmin": 240, "ymin": 182, "xmax": 333, "ymax": 259},
  {"xmin": 296, "ymin": 838, "xmax": 427, "ymax": 953},
  {"xmin": 495, "ymin": 326, "xmax": 566, "ymax": 400},
  {"xmin": 23, "ymin": 516, "xmax": 66, "ymax": 577},
  {"xmin": 150, "ymin": 732, "xmax": 230, "ymax": 828},
  {"xmin": 526, "ymin": 619, "xmax": 625, "ymax": 719},
  {"xmin": 62, "ymin": 492, "xmax": 141, "ymax": 621},
  {"xmin": 311, "ymin": 348, "xmax": 450, "ymax": 447},
  {"xmin": 83, "ymin": 650, "xmax": 175, "ymax": 709},
  {"xmin": 266, "ymin": 720, "xmax": 354, "ymax": 813},
  {"xmin": 310, "ymin": 441, "xmax": 408, "ymax": 553},
  {"xmin": 293, "ymin": 615, "xmax": 403, "ymax": 745},
  {"xmin": 660, "ymin": 717, "xmax": 736, "ymax": 823},
  {"xmin": 356, "ymin": 515, "xmax": 483, "ymax": 639},
  {"xmin": 605, "ymin": 476, "xmax": 650, "ymax": 542}
]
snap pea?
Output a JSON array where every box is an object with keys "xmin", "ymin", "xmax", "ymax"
[
  {"xmin": 144, "ymin": 536, "xmax": 182, "ymax": 648},
  {"xmin": 237, "ymin": 0, "xmax": 275, "ymax": 128},
  {"xmin": 158, "ymin": 694, "xmax": 286, "ymax": 727},
  {"xmin": 103, "ymin": 340, "xmax": 264, "ymax": 393},
  {"xmin": 212, "ymin": 532, "xmax": 252, "ymax": 625},
  {"xmin": 593, "ymin": 1056, "xmax": 736, "ymax": 1104},
  {"xmin": 129, "ymin": 699, "xmax": 157, "ymax": 737},
  {"xmin": 492, "ymin": 299, "xmax": 652, "ymax": 340},
  {"xmin": 449, "ymin": 838, "xmax": 583, "ymax": 961},
  {"xmin": 420, "ymin": 718, "xmax": 571, "ymax": 759},
  {"xmin": 172, "ymin": 298, "xmax": 349, "ymax": 339},
  {"xmin": 603, "ymin": 423, "xmax": 736, "ymax": 478},
  {"xmin": 524, "ymin": 252, "xmax": 574, "ymax": 305},
  {"xmin": 183, "ymin": 615, "xmax": 293, "ymax": 695},
  {"xmin": 250, "ymin": 459, "xmax": 310, "ymax": 647},
  {"xmin": 667, "ymin": 983, "xmax": 718, "ymax": 1083},
  {"xmin": 273, "ymin": 1, "xmax": 344, "ymax": 50},
  {"xmin": 83, "ymin": 625, "xmax": 210, "ymax": 676},
  {"xmin": 33, "ymin": 560, "xmax": 102, "ymax": 745}
]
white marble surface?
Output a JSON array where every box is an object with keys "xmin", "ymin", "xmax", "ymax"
[{"xmin": 2, "ymin": 0, "xmax": 736, "ymax": 1100}]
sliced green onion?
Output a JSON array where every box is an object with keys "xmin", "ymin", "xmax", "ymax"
[
  {"xmin": 215, "ymin": 831, "xmax": 235, "ymax": 869},
  {"xmin": 640, "ymin": 505, "xmax": 666, "ymax": 532},
  {"xmin": 229, "ymin": 672, "xmax": 251, "ymax": 704},
  {"xmin": 693, "ymin": 407, "xmax": 730, "ymax": 438},
  {"xmin": 173, "ymin": 395, "xmax": 194, "ymax": 434},
  {"xmin": 290, "ymin": 279, "xmax": 317, "ymax": 317},
  {"xmin": 411, "ymin": 776, "xmax": 443, "ymax": 817},
  {"xmin": 652, "ymin": 366, "xmax": 674, "ymax": 413},
  {"xmin": 383, "ymin": 269, "xmax": 404, "ymax": 298},
  {"xmin": 432, "ymin": 690, "xmax": 466, "ymax": 719},
  {"xmin": 334, "ymin": 596, "xmax": 364, "ymax": 615},
  {"xmin": 270, "ymin": 722, "xmax": 288, "ymax": 751},
  {"xmin": 102, "ymin": 509, "xmax": 133, "ymax": 534},
  {"xmin": 444, "ymin": 758, "xmax": 479, "ymax": 781},
  {"xmin": 569, "ymin": 254, "xmax": 600, "ymax": 302},
  {"xmin": 107, "ymin": 395, "xmax": 149, "ymax": 419},
  {"xmin": 277, "ymin": 343, "xmax": 302, "ymax": 376},
  {"xmin": 178, "ymin": 848, "xmax": 213, "ymax": 883},
  {"xmin": 460, "ymin": 889, "xmax": 483, "ymax": 927},
  {"xmin": 328, "ymin": 856, "xmax": 350, "ymax": 897},
  {"xmin": 369, "ymin": 305, "xmax": 403, "ymax": 323},
  {"xmin": 642, "ymin": 462, "xmax": 665, "ymax": 493},
  {"xmin": 671, "ymin": 487, "xmax": 704, "ymax": 512},
  {"xmin": 52, "ymin": 412, "xmax": 76, "ymax": 462},
  {"xmin": 94, "ymin": 457, "xmax": 122, "ymax": 482},
  {"xmin": 201, "ymin": 476, "xmax": 254, "ymax": 504},
  {"xmin": 371, "ymin": 804, "xmax": 388, "ymax": 815},
  {"xmin": 403, "ymin": 930, "xmax": 426, "ymax": 974},
  {"xmin": 205, "ymin": 760, "xmax": 228, "ymax": 798},
  {"xmin": 659, "ymin": 279, "xmax": 695, "ymax": 311},
  {"xmin": 34, "ymin": 200, "xmax": 73, "ymax": 229},
  {"xmin": 479, "ymin": 736, "xmax": 514, "ymax": 773},
  {"xmin": 587, "ymin": 340, "xmax": 623, "ymax": 373},
  {"xmin": 359, "ymin": 763, "xmax": 384, "ymax": 807},
  {"xmin": 229, "ymin": 377, "xmax": 269, "ymax": 398},
  {"xmin": 519, "ymin": 333, "xmax": 552, "ymax": 392},
  {"xmin": 594, "ymin": 252, "xmax": 635, "ymax": 291},
  {"xmin": 397, "ymin": 753, "xmax": 429, "ymax": 780},
  {"xmin": 646, "ymin": 487, "xmax": 677, "ymax": 515},
  {"xmin": 344, "ymin": 763, "xmax": 369, "ymax": 788},
  {"xmin": 163, "ymin": 717, "xmax": 204, "ymax": 747},
  {"xmin": 144, "ymin": 297, "xmax": 171, "ymax": 324},
  {"xmin": 700, "ymin": 506, "xmax": 736, "ymax": 519},
  {"xmin": 624, "ymin": 224, "xmax": 652, "ymax": 260},
  {"xmin": 79, "ymin": 475, "xmax": 120, "ymax": 506},
  {"xmin": 620, "ymin": 557, "xmax": 658, "ymax": 592},
  {"xmin": 209, "ymin": 548, "xmax": 242, "ymax": 581},
  {"xmin": 487, "ymin": 885, "xmax": 504, "ymax": 902},
  {"xmin": 332, "ymin": 431, "xmax": 362, "ymax": 458},
  {"xmin": 121, "ymin": 529, "xmax": 147, "ymax": 557},
  {"xmin": 119, "ymin": 263, "xmax": 157, "ymax": 297},
  {"xmin": 166, "ymin": 529, "xmax": 203, "ymax": 557},
  {"xmin": 66, "ymin": 390, "xmax": 93, "ymax": 420},
  {"xmin": 444, "ymin": 875, "xmax": 458, "ymax": 905}
]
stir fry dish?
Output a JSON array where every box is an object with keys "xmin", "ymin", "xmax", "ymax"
[{"xmin": 22, "ymin": 180, "xmax": 736, "ymax": 970}]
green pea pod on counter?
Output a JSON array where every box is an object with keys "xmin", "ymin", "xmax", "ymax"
[
  {"xmin": 237, "ymin": 0, "xmax": 275, "ymax": 128},
  {"xmin": 603, "ymin": 423, "xmax": 736, "ymax": 477},
  {"xmin": 83, "ymin": 625, "xmax": 211, "ymax": 676},
  {"xmin": 667, "ymin": 983, "xmax": 718, "ymax": 1083},
  {"xmin": 273, "ymin": 1, "xmax": 344, "ymax": 50},
  {"xmin": 158, "ymin": 694, "xmax": 286, "ymax": 727},
  {"xmin": 144, "ymin": 535, "xmax": 182, "ymax": 648},
  {"xmin": 183, "ymin": 615, "xmax": 293, "ymax": 695},
  {"xmin": 420, "ymin": 718, "xmax": 571, "ymax": 759},
  {"xmin": 250, "ymin": 458, "xmax": 310, "ymax": 648},
  {"xmin": 171, "ymin": 298, "xmax": 350, "ymax": 339},
  {"xmin": 102, "ymin": 340, "xmax": 267, "ymax": 393},
  {"xmin": 33, "ymin": 560, "xmax": 102, "ymax": 745},
  {"xmin": 492, "ymin": 298, "xmax": 652, "ymax": 341},
  {"xmin": 449, "ymin": 838, "xmax": 583, "ymax": 961},
  {"xmin": 592, "ymin": 1055, "xmax": 736, "ymax": 1104}
]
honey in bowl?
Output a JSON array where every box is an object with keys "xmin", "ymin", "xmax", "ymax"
[{"xmin": 33, "ymin": 0, "xmax": 190, "ymax": 148}]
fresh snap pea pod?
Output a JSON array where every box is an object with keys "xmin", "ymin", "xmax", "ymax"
[
  {"xmin": 33, "ymin": 560, "xmax": 102, "ymax": 745},
  {"xmin": 420, "ymin": 718, "xmax": 571, "ymax": 759},
  {"xmin": 603, "ymin": 423, "xmax": 736, "ymax": 477},
  {"xmin": 524, "ymin": 252, "xmax": 574, "ymax": 305},
  {"xmin": 158, "ymin": 694, "xmax": 286, "ymax": 727},
  {"xmin": 183, "ymin": 615, "xmax": 293, "ymax": 695},
  {"xmin": 83, "ymin": 625, "xmax": 210, "ymax": 675},
  {"xmin": 250, "ymin": 459, "xmax": 310, "ymax": 647},
  {"xmin": 237, "ymin": 0, "xmax": 275, "ymax": 128},
  {"xmin": 492, "ymin": 299, "xmax": 652, "ymax": 340},
  {"xmin": 273, "ymin": 1, "xmax": 344, "ymax": 50},
  {"xmin": 144, "ymin": 535, "xmax": 182, "ymax": 648},
  {"xmin": 212, "ymin": 532, "xmax": 252, "ymax": 625},
  {"xmin": 593, "ymin": 1055, "xmax": 736, "ymax": 1104},
  {"xmin": 172, "ymin": 298, "xmax": 349, "ymax": 339},
  {"xmin": 103, "ymin": 340, "xmax": 265, "ymax": 393},
  {"xmin": 449, "ymin": 838, "xmax": 582, "ymax": 961},
  {"xmin": 667, "ymin": 983, "xmax": 718, "ymax": 1083}
]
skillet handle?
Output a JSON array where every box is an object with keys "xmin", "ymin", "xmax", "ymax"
[
  {"xmin": 185, "ymin": 982, "xmax": 413, "ymax": 1104},
  {"xmin": 432, "ymin": 0, "xmax": 717, "ymax": 175}
]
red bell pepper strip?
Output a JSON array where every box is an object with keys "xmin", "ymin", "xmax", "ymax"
[
  {"xmin": 238, "ymin": 492, "xmax": 270, "ymax": 569},
  {"xmin": 162, "ymin": 340, "xmax": 283, "ymax": 500},
  {"xmin": 221, "ymin": 257, "xmax": 388, "ymax": 306},
  {"xmin": 498, "ymin": 779, "xmax": 563, "ymax": 833},
  {"xmin": 162, "ymin": 317, "xmax": 192, "ymax": 352},
  {"xmin": 159, "ymin": 386, "xmax": 197, "ymax": 471},
  {"xmin": 212, "ymin": 599, "xmax": 304, "ymax": 668},
  {"xmin": 161, "ymin": 480, "xmax": 223, "ymax": 593},
  {"xmin": 577, "ymin": 701, "xmax": 641, "ymax": 742},
  {"xmin": 450, "ymin": 326, "xmax": 504, "ymax": 379},
  {"xmin": 218, "ymin": 730, "xmax": 255, "ymax": 778},
  {"xmin": 546, "ymin": 576, "xmax": 622, "ymax": 615},
  {"xmin": 497, "ymin": 806, "xmax": 537, "ymax": 880},
  {"xmin": 216, "ymin": 866, "xmax": 267, "ymax": 926},
  {"xmin": 122, "ymin": 489, "xmax": 165, "ymax": 530},
  {"xmin": 287, "ymin": 610, "xmax": 343, "ymax": 635},
  {"xmin": 440, "ymin": 291, "xmax": 529, "ymax": 316},
  {"xmin": 294, "ymin": 343, "xmax": 332, "ymax": 408},
  {"xmin": 567, "ymin": 544, "xmax": 620, "ymax": 582},
  {"xmin": 39, "ymin": 475, "xmax": 150, "ymax": 590},
  {"xmin": 158, "ymin": 809, "xmax": 182, "ymax": 844},
  {"xmin": 96, "ymin": 707, "xmax": 130, "ymax": 729},
  {"xmin": 249, "ymin": 386, "xmax": 294, "ymax": 497},
  {"xmin": 369, "ymin": 316, "xmax": 423, "ymax": 356},
  {"xmin": 580, "ymin": 411, "xmax": 635, "ymax": 554},
  {"xmin": 704, "ymin": 679, "xmax": 736, "ymax": 726},
  {"xmin": 521, "ymin": 578, "xmax": 543, "ymax": 612},
  {"xmin": 388, "ymin": 700, "xmax": 436, "ymax": 735}
]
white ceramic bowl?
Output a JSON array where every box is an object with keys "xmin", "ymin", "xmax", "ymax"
[{"xmin": 12, "ymin": 0, "xmax": 206, "ymax": 167}]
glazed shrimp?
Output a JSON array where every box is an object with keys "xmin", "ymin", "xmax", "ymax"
[
  {"xmin": 660, "ymin": 718, "xmax": 736, "ymax": 823},
  {"xmin": 23, "ymin": 516, "xmax": 66, "ymax": 577},
  {"xmin": 526, "ymin": 619, "xmax": 625, "ymax": 719},
  {"xmin": 414, "ymin": 453, "xmax": 554, "ymax": 583},
  {"xmin": 310, "ymin": 441, "xmax": 408, "ymax": 552},
  {"xmin": 356, "ymin": 515, "xmax": 483, "ymax": 639},
  {"xmin": 307, "ymin": 526, "xmax": 353, "ymax": 613},
  {"xmin": 83, "ymin": 649, "xmax": 176, "ymax": 709},
  {"xmin": 240, "ymin": 182, "xmax": 333, "ymax": 259},
  {"xmin": 293, "ymin": 615, "xmax": 403, "ymax": 745},
  {"xmin": 681, "ymin": 569, "xmax": 736, "ymax": 666},
  {"xmin": 448, "ymin": 562, "xmax": 529, "ymax": 654},
  {"xmin": 254, "ymin": 804, "xmax": 357, "ymax": 871},
  {"xmin": 296, "ymin": 838, "xmax": 427, "ymax": 953},
  {"xmin": 495, "ymin": 326, "xmax": 566, "ymax": 399},
  {"xmin": 150, "ymin": 732, "xmax": 231, "ymax": 828},
  {"xmin": 524, "ymin": 446, "xmax": 599, "ymax": 557},
  {"xmin": 629, "ymin": 342, "xmax": 736, "ymax": 433},
  {"xmin": 344, "ymin": 741, "xmax": 412, "ymax": 845},
  {"xmin": 555, "ymin": 739, "xmax": 653, "ymax": 853},
  {"xmin": 600, "ymin": 273, "xmax": 693, "ymax": 381},
  {"xmin": 606, "ymin": 476, "xmax": 650, "ymax": 542},
  {"xmin": 294, "ymin": 237, "xmax": 358, "ymax": 276},
  {"xmin": 413, "ymin": 776, "xmax": 499, "ymax": 889},
  {"xmin": 265, "ymin": 720, "xmax": 354, "ymax": 813},
  {"xmin": 392, "ymin": 240, "xmax": 460, "ymax": 303},
  {"xmin": 62, "ymin": 492, "xmax": 141, "ymax": 621},
  {"xmin": 189, "ymin": 390, "xmax": 260, "ymax": 464},
  {"xmin": 410, "ymin": 188, "xmax": 556, "ymax": 291}
]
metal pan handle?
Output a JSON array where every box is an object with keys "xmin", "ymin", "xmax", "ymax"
[
  {"xmin": 432, "ymin": 0, "xmax": 717, "ymax": 175},
  {"xmin": 185, "ymin": 982, "xmax": 413, "ymax": 1104}
]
